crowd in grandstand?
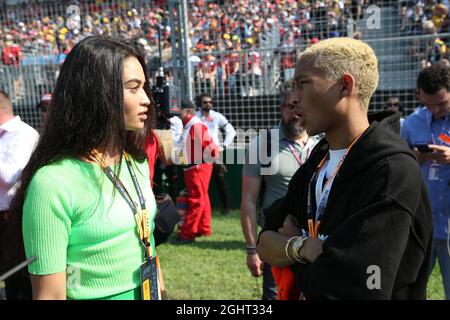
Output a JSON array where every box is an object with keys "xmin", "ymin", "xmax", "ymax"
[
  {"xmin": 0, "ymin": 0, "xmax": 368, "ymax": 97},
  {"xmin": 2, "ymin": 1, "xmax": 450, "ymax": 59},
  {"xmin": 400, "ymin": 1, "xmax": 450, "ymax": 69},
  {"xmin": 0, "ymin": 0, "xmax": 366, "ymax": 60},
  {"xmin": 400, "ymin": 0, "xmax": 450, "ymax": 35},
  {"xmin": 0, "ymin": 2, "xmax": 170, "ymax": 65},
  {"xmin": 4, "ymin": 0, "xmax": 450, "ymax": 96},
  {"xmin": 189, "ymin": 0, "xmax": 365, "ymax": 95}
]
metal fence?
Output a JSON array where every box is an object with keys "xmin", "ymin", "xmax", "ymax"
[
  {"xmin": 188, "ymin": 1, "xmax": 450, "ymax": 131},
  {"xmin": 1, "ymin": 0, "xmax": 450, "ymax": 132},
  {"xmin": 1, "ymin": 63, "xmax": 59, "ymax": 128}
]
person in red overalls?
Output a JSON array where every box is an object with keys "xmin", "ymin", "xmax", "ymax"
[
  {"xmin": 145, "ymin": 130, "xmax": 159, "ymax": 184},
  {"xmin": 176, "ymin": 99, "xmax": 218, "ymax": 244}
]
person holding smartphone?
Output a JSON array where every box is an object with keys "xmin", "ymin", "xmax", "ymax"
[{"xmin": 401, "ymin": 64, "xmax": 450, "ymax": 300}]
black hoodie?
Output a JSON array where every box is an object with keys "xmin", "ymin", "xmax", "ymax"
[{"xmin": 262, "ymin": 111, "xmax": 433, "ymax": 300}]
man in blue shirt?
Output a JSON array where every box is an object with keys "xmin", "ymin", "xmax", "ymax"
[{"xmin": 401, "ymin": 64, "xmax": 450, "ymax": 299}]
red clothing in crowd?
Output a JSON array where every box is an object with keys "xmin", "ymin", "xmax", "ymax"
[
  {"xmin": 199, "ymin": 54, "xmax": 217, "ymax": 77},
  {"xmin": 222, "ymin": 52, "xmax": 240, "ymax": 76},
  {"xmin": 145, "ymin": 131, "xmax": 159, "ymax": 184},
  {"xmin": 181, "ymin": 114, "xmax": 218, "ymax": 164},
  {"xmin": 1, "ymin": 44, "xmax": 22, "ymax": 65}
]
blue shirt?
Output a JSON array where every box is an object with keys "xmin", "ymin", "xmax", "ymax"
[{"xmin": 401, "ymin": 106, "xmax": 450, "ymax": 239}]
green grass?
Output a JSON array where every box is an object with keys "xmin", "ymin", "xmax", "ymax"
[
  {"xmin": 427, "ymin": 264, "xmax": 446, "ymax": 300},
  {"xmin": 157, "ymin": 210, "xmax": 261, "ymax": 300},
  {"xmin": 157, "ymin": 210, "xmax": 446, "ymax": 300}
]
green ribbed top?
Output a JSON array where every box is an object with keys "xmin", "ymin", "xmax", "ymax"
[{"xmin": 22, "ymin": 156, "xmax": 157, "ymax": 300}]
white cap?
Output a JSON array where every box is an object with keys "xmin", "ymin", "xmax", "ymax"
[
  {"xmin": 41, "ymin": 93, "xmax": 52, "ymax": 103},
  {"xmin": 190, "ymin": 55, "xmax": 201, "ymax": 63},
  {"xmin": 137, "ymin": 38, "xmax": 147, "ymax": 46}
]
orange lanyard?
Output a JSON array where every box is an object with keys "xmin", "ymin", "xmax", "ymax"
[{"xmin": 306, "ymin": 133, "xmax": 362, "ymax": 239}]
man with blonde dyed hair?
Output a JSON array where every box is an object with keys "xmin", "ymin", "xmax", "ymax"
[
  {"xmin": 258, "ymin": 38, "xmax": 433, "ymax": 299},
  {"xmin": 299, "ymin": 37, "xmax": 378, "ymax": 109}
]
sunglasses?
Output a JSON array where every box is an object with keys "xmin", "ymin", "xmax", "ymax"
[{"xmin": 202, "ymin": 100, "xmax": 213, "ymax": 104}]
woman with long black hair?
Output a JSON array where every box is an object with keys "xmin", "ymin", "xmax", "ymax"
[{"xmin": 7, "ymin": 36, "xmax": 158, "ymax": 300}]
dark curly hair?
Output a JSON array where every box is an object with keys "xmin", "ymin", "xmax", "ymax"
[{"xmin": 417, "ymin": 63, "xmax": 450, "ymax": 95}]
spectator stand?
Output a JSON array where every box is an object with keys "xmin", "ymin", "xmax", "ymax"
[{"xmin": 1, "ymin": 1, "xmax": 450, "ymax": 134}]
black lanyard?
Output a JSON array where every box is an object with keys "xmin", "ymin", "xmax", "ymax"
[
  {"xmin": 91, "ymin": 150, "xmax": 152, "ymax": 260},
  {"xmin": 123, "ymin": 153, "xmax": 147, "ymax": 212}
]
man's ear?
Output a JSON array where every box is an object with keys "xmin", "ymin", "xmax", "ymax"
[{"xmin": 341, "ymin": 73, "xmax": 355, "ymax": 98}]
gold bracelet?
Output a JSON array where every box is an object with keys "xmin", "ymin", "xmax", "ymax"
[
  {"xmin": 285, "ymin": 236, "xmax": 301, "ymax": 264},
  {"xmin": 292, "ymin": 236, "xmax": 309, "ymax": 264}
]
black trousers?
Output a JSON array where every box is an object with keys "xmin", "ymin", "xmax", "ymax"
[
  {"xmin": 0, "ymin": 210, "xmax": 32, "ymax": 300},
  {"xmin": 262, "ymin": 263, "xmax": 277, "ymax": 300},
  {"xmin": 5, "ymin": 269, "xmax": 32, "ymax": 300},
  {"xmin": 212, "ymin": 163, "xmax": 230, "ymax": 210},
  {"xmin": 154, "ymin": 160, "xmax": 179, "ymax": 203}
]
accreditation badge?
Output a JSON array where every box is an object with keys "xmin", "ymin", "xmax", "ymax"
[
  {"xmin": 428, "ymin": 162, "xmax": 440, "ymax": 181},
  {"xmin": 140, "ymin": 256, "xmax": 160, "ymax": 300}
]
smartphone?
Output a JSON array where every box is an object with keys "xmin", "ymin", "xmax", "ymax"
[{"xmin": 415, "ymin": 144, "xmax": 432, "ymax": 153}]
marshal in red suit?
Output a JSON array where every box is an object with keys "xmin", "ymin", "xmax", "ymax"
[{"xmin": 176, "ymin": 99, "xmax": 218, "ymax": 243}]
